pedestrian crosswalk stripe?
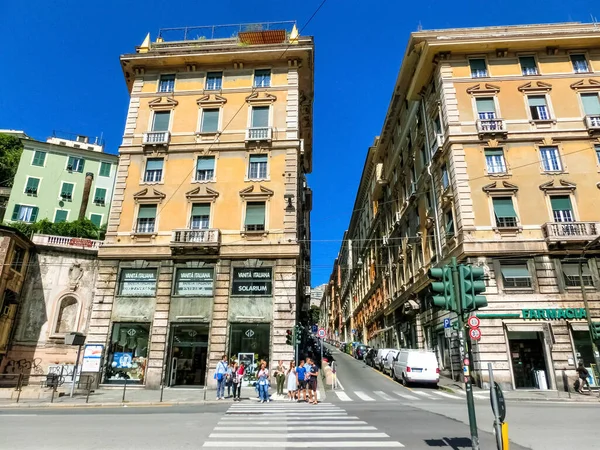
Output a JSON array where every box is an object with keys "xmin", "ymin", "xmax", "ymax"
[
  {"xmin": 220, "ymin": 415, "xmax": 361, "ymax": 420},
  {"xmin": 393, "ymin": 391, "xmax": 419, "ymax": 401},
  {"xmin": 431, "ymin": 390, "xmax": 461, "ymax": 399},
  {"xmin": 214, "ymin": 426, "xmax": 378, "ymax": 431},
  {"xmin": 410, "ymin": 390, "xmax": 437, "ymax": 399},
  {"xmin": 334, "ymin": 391, "xmax": 353, "ymax": 401},
  {"xmin": 203, "ymin": 442, "xmax": 404, "ymax": 448},
  {"xmin": 209, "ymin": 432, "xmax": 390, "ymax": 438},
  {"xmin": 218, "ymin": 420, "xmax": 368, "ymax": 425},
  {"xmin": 374, "ymin": 391, "xmax": 394, "ymax": 401},
  {"xmin": 354, "ymin": 391, "xmax": 375, "ymax": 401}
]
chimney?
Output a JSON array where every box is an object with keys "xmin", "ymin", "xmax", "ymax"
[{"xmin": 79, "ymin": 172, "xmax": 94, "ymax": 220}]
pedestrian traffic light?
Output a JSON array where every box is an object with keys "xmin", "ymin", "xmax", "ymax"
[
  {"xmin": 591, "ymin": 322, "xmax": 600, "ymax": 341},
  {"xmin": 295, "ymin": 325, "xmax": 302, "ymax": 343},
  {"xmin": 286, "ymin": 329, "xmax": 293, "ymax": 346},
  {"xmin": 459, "ymin": 265, "xmax": 487, "ymax": 312},
  {"xmin": 428, "ymin": 266, "xmax": 456, "ymax": 312}
]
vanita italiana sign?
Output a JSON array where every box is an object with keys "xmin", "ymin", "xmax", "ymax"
[{"xmin": 522, "ymin": 308, "xmax": 586, "ymax": 320}]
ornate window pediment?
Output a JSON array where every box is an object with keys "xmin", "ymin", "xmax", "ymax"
[
  {"xmin": 185, "ymin": 185, "xmax": 219, "ymax": 202},
  {"xmin": 570, "ymin": 79, "xmax": 600, "ymax": 92},
  {"xmin": 245, "ymin": 91, "xmax": 277, "ymax": 105},
  {"xmin": 133, "ymin": 187, "xmax": 166, "ymax": 204},
  {"xmin": 196, "ymin": 94, "xmax": 227, "ymax": 107},
  {"xmin": 466, "ymin": 83, "xmax": 501, "ymax": 96},
  {"xmin": 148, "ymin": 97, "xmax": 178, "ymax": 110},
  {"xmin": 518, "ymin": 81, "xmax": 552, "ymax": 94},
  {"xmin": 482, "ymin": 181, "xmax": 519, "ymax": 195},
  {"xmin": 539, "ymin": 179, "xmax": 576, "ymax": 194},
  {"xmin": 239, "ymin": 185, "xmax": 274, "ymax": 200}
]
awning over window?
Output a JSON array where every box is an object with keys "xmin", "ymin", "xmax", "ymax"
[
  {"xmin": 196, "ymin": 157, "xmax": 215, "ymax": 170},
  {"xmin": 550, "ymin": 196, "xmax": 572, "ymax": 211},
  {"xmin": 501, "ymin": 265, "xmax": 530, "ymax": 278},
  {"xmin": 493, "ymin": 197, "xmax": 517, "ymax": 218}
]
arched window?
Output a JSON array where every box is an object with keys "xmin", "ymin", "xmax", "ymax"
[{"xmin": 54, "ymin": 296, "xmax": 78, "ymax": 334}]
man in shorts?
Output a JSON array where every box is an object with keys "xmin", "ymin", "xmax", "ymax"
[
  {"xmin": 306, "ymin": 358, "xmax": 319, "ymax": 404},
  {"xmin": 295, "ymin": 360, "xmax": 307, "ymax": 402}
]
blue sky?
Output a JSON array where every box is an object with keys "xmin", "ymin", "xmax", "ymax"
[{"xmin": 1, "ymin": 0, "xmax": 594, "ymax": 286}]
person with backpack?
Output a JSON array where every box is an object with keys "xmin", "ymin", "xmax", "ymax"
[
  {"xmin": 576, "ymin": 361, "xmax": 590, "ymax": 394},
  {"xmin": 215, "ymin": 355, "xmax": 228, "ymax": 400}
]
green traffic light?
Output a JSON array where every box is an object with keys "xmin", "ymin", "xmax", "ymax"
[
  {"xmin": 591, "ymin": 322, "xmax": 600, "ymax": 341},
  {"xmin": 428, "ymin": 266, "xmax": 456, "ymax": 312},
  {"xmin": 459, "ymin": 265, "xmax": 488, "ymax": 312}
]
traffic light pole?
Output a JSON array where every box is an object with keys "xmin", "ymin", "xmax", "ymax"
[{"xmin": 451, "ymin": 257, "xmax": 480, "ymax": 450}]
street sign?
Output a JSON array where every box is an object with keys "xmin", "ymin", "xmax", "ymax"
[
  {"xmin": 311, "ymin": 324, "xmax": 318, "ymax": 334},
  {"xmin": 490, "ymin": 381, "xmax": 506, "ymax": 422},
  {"xmin": 318, "ymin": 328, "xmax": 326, "ymax": 338},
  {"xmin": 444, "ymin": 328, "xmax": 452, "ymax": 338},
  {"xmin": 444, "ymin": 318, "xmax": 451, "ymax": 329},
  {"xmin": 469, "ymin": 328, "xmax": 482, "ymax": 341},
  {"xmin": 467, "ymin": 316, "xmax": 481, "ymax": 329}
]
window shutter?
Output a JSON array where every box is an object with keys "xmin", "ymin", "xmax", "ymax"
[
  {"xmin": 90, "ymin": 214, "xmax": 102, "ymax": 227},
  {"xmin": 191, "ymin": 204, "xmax": 210, "ymax": 217},
  {"xmin": 55, "ymin": 210, "xmax": 68, "ymax": 223},
  {"xmin": 138, "ymin": 205, "xmax": 157, "ymax": 219},
  {"xmin": 550, "ymin": 196, "xmax": 572, "ymax": 211},
  {"xmin": 470, "ymin": 59, "xmax": 486, "ymax": 71},
  {"xmin": 100, "ymin": 162, "xmax": 111, "ymax": 177},
  {"xmin": 146, "ymin": 158, "xmax": 164, "ymax": 170},
  {"xmin": 250, "ymin": 154, "xmax": 268, "ymax": 163},
  {"xmin": 476, "ymin": 98, "xmax": 495, "ymax": 113},
  {"xmin": 519, "ymin": 56, "xmax": 536, "ymax": 70},
  {"xmin": 581, "ymin": 93, "xmax": 600, "ymax": 115},
  {"xmin": 484, "ymin": 149, "xmax": 503, "ymax": 157},
  {"xmin": 152, "ymin": 111, "xmax": 171, "ymax": 132},
  {"xmin": 492, "ymin": 197, "xmax": 517, "ymax": 218},
  {"xmin": 95, "ymin": 188, "xmax": 107, "ymax": 201},
  {"xmin": 501, "ymin": 265, "xmax": 530, "ymax": 278},
  {"xmin": 202, "ymin": 109, "xmax": 219, "ymax": 132},
  {"xmin": 30, "ymin": 207, "xmax": 39, "ymax": 222},
  {"xmin": 196, "ymin": 157, "xmax": 215, "ymax": 170},
  {"xmin": 11, "ymin": 205, "xmax": 20, "ymax": 221},
  {"xmin": 527, "ymin": 96, "xmax": 547, "ymax": 107},
  {"xmin": 62, "ymin": 183, "xmax": 74, "ymax": 196},
  {"xmin": 251, "ymin": 107, "xmax": 269, "ymax": 127},
  {"xmin": 245, "ymin": 202, "xmax": 265, "ymax": 225}
]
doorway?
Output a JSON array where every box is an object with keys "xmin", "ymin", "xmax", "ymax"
[
  {"xmin": 169, "ymin": 324, "xmax": 209, "ymax": 387},
  {"xmin": 508, "ymin": 331, "xmax": 548, "ymax": 389}
]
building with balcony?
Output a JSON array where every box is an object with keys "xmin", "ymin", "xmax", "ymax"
[
  {"xmin": 4, "ymin": 131, "xmax": 117, "ymax": 228},
  {"xmin": 86, "ymin": 22, "xmax": 314, "ymax": 388},
  {"xmin": 326, "ymin": 22, "xmax": 600, "ymax": 391}
]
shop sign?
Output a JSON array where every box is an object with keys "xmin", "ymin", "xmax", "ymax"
[
  {"xmin": 174, "ymin": 268, "xmax": 214, "ymax": 296},
  {"xmin": 231, "ymin": 267, "xmax": 272, "ymax": 296},
  {"xmin": 522, "ymin": 308, "xmax": 586, "ymax": 320},
  {"xmin": 119, "ymin": 269, "xmax": 157, "ymax": 296},
  {"xmin": 81, "ymin": 344, "xmax": 103, "ymax": 372}
]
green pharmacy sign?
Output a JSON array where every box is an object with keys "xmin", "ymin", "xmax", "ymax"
[{"xmin": 522, "ymin": 308, "xmax": 586, "ymax": 320}]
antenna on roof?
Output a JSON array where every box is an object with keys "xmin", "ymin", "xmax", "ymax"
[
  {"xmin": 417, "ymin": 21, "xmax": 423, "ymax": 31},
  {"xmin": 591, "ymin": 14, "xmax": 598, "ymax": 28}
]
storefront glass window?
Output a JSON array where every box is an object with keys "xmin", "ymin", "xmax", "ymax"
[
  {"xmin": 105, "ymin": 323, "xmax": 150, "ymax": 384},
  {"xmin": 572, "ymin": 331, "xmax": 594, "ymax": 366},
  {"xmin": 229, "ymin": 323, "xmax": 270, "ymax": 375},
  {"xmin": 173, "ymin": 268, "xmax": 214, "ymax": 296},
  {"xmin": 118, "ymin": 269, "xmax": 157, "ymax": 296},
  {"xmin": 231, "ymin": 267, "xmax": 272, "ymax": 296}
]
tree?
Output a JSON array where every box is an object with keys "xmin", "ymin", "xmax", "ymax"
[
  {"xmin": 2, "ymin": 218, "xmax": 103, "ymax": 240},
  {"xmin": 309, "ymin": 305, "xmax": 320, "ymax": 326},
  {"xmin": 0, "ymin": 133, "xmax": 23, "ymax": 187}
]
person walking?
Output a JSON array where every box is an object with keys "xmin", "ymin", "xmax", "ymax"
[
  {"xmin": 306, "ymin": 357, "xmax": 319, "ymax": 405},
  {"xmin": 275, "ymin": 360, "xmax": 286, "ymax": 397},
  {"xmin": 576, "ymin": 361, "xmax": 590, "ymax": 394},
  {"xmin": 215, "ymin": 355, "xmax": 228, "ymax": 400},
  {"xmin": 295, "ymin": 360, "xmax": 307, "ymax": 403},
  {"xmin": 226, "ymin": 361, "xmax": 237, "ymax": 398},
  {"xmin": 303, "ymin": 359, "xmax": 313, "ymax": 402},
  {"xmin": 257, "ymin": 361, "xmax": 270, "ymax": 403},
  {"xmin": 286, "ymin": 361, "xmax": 297, "ymax": 401},
  {"xmin": 232, "ymin": 362, "xmax": 245, "ymax": 402}
]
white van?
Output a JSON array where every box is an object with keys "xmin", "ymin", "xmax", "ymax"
[
  {"xmin": 393, "ymin": 349, "xmax": 439, "ymax": 386},
  {"xmin": 382, "ymin": 349, "xmax": 400, "ymax": 376},
  {"xmin": 374, "ymin": 348, "xmax": 394, "ymax": 371}
]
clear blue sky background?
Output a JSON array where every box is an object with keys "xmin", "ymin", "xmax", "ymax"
[{"xmin": 1, "ymin": 1, "xmax": 594, "ymax": 286}]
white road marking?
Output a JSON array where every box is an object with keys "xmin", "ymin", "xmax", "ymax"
[
  {"xmin": 204, "ymin": 442, "xmax": 404, "ymax": 448},
  {"xmin": 394, "ymin": 391, "xmax": 419, "ymax": 401},
  {"xmin": 431, "ymin": 390, "xmax": 462, "ymax": 400},
  {"xmin": 374, "ymin": 391, "xmax": 394, "ymax": 401},
  {"xmin": 209, "ymin": 432, "xmax": 389, "ymax": 438},
  {"xmin": 218, "ymin": 421, "xmax": 368, "ymax": 425},
  {"xmin": 411, "ymin": 390, "xmax": 437, "ymax": 399},
  {"xmin": 214, "ymin": 426, "xmax": 377, "ymax": 431},
  {"xmin": 334, "ymin": 391, "xmax": 353, "ymax": 401},
  {"xmin": 354, "ymin": 391, "xmax": 375, "ymax": 401},
  {"xmin": 220, "ymin": 415, "xmax": 360, "ymax": 421}
]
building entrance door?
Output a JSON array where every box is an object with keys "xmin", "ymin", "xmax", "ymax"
[
  {"xmin": 508, "ymin": 331, "xmax": 548, "ymax": 389},
  {"xmin": 169, "ymin": 324, "xmax": 209, "ymax": 387}
]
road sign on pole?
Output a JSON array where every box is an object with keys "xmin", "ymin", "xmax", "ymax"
[
  {"xmin": 318, "ymin": 328, "xmax": 326, "ymax": 338},
  {"xmin": 468, "ymin": 316, "xmax": 481, "ymax": 329},
  {"xmin": 469, "ymin": 328, "xmax": 482, "ymax": 341},
  {"xmin": 444, "ymin": 318, "xmax": 451, "ymax": 329}
]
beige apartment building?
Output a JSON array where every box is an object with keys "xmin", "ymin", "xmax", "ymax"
[
  {"xmin": 329, "ymin": 23, "xmax": 600, "ymax": 391},
  {"xmin": 86, "ymin": 22, "xmax": 314, "ymax": 388}
]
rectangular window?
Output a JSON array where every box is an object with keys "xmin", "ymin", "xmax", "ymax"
[
  {"xmin": 158, "ymin": 74, "xmax": 175, "ymax": 93},
  {"xmin": 571, "ymin": 54, "xmax": 590, "ymax": 73},
  {"xmin": 519, "ymin": 56, "xmax": 538, "ymax": 75},
  {"xmin": 595, "ymin": 145, "xmax": 600, "ymax": 164},
  {"xmin": 11, "ymin": 205, "xmax": 38, "ymax": 223},
  {"xmin": 144, "ymin": 158, "xmax": 164, "ymax": 183},
  {"xmin": 528, "ymin": 95, "xmax": 550, "ymax": 120},
  {"xmin": 174, "ymin": 268, "xmax": 214, "ymax": 296},
  {"xmin": 469, "ymin": 58, "xmax": 488, "ymax": 78},
  {"xmin": 245, "ymin": 202, "xmax": 266, "ymax": 231},
  {"xmin": 581, "ymin": 93, "xmax": 600, "ymax": 116},
  {"xmin": 90, "ymin": 213, "xmax": 102, "ymax": 227},
  {"xmin": 99, "ymin": 162, "xmax": 111, "ymax": 177},
  {"xmin": 550, "ymin": 196, "xmax": 574, "ymax": 222},
  {"xmin": 500, "ymin": 262, "xmax": 532, "ymax": 288},
  {"xmin": 492, "ymin": 197, "xmax": 518, "ymax": 228},
  {"xmin": 231, "ymin": 267, "xmax": 272, "ymax": 296},
  {"xmin": 205, "ymin": 72, "xmax": 223, "ymax": 90},
  {"xmin": 136, "ymin": 205, "xmax": 157, "ymax": 233},
  {"xmin": 254, "ymin": 69, "xmax": 271, "ymax": 88},
  {"xmin": 248, "ymin": 154, "xmax": 268, "ymax": 179},
  {"xmin": 562, "ymin": 262, "xmax": 593, "ymax": 287},
  {"xmin": 118, "ymin": 269, "xmax": 157, "ymax": 296},
  {"xmin": 476, "ymin": 97, "xmax": 497, "ymax": 119},
  {"xmin": 196, "ymin": 156, "xmax": 215, "ymax": 181},
  {"xmin": 152, "ymin": 111, "xmax": 171, "ymax": 132},
  {"xmin": 200, "ymin": 108, "xmax": 219, "ymax": 133},
  {"xmin": 445, "ymin": 210, "xmax": 454, "ymax": 237},
  {"xmin": 251, "ymin": 106, "xmax": 269, "ymax": 128},
  {"xmin": 190, "ymin": 203, "xmax": 210, "ymax": 229},
  {"xmin": 94, "ymin": 187, "xmax": 107, "ymax": 205},
  {"xmin": 60, "ymin": 182, "xmax": 74, "ymax": 200},
  {"xmin": 54, "ymin": 209, "xmax": 68, "ymax": 223},
  {"xmin": 11, "ymin": 246, "xmax": 25, "ymax": 272},
  {"xmin": 32, "ymin": 150, "xmax": 46, "ymax": 167},
  {"xmin": 540, "ymin": 146, "xmax": 562, "ymax": 172},
  {"xmin": 25, "ymin": 177, "xmax": 40, "ymax": 195},
  {"xmin": 67, "ymin": 156, "xmax": 85, "ymax": 172},
  {"xmin": 441, "ymin": 164, "xmax": 449, "ymax": 189},
  {"xmin": 485, "ymin": 148, "xmax": 507, "ymax": 174}
]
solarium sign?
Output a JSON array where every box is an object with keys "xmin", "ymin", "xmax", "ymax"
[
  {"xmin": 231, "ymin": 267, "xmax": 272, "ymax": 296},
  {"xmin": 522, "ymin": 308, "xmax": 587, "ymax": 320}
]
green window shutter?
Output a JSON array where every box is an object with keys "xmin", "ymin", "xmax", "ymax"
[
  {"xmin": 492, "ymin": 197, "xmax": 517, "ymax": 218},
  {"xmin": 138, "ymin": 204, "xmax": 157, "ymax": 219},
  {"xmin": 30, "ymin": 207, "xmax": 39, "ymax": 223},
  {"xmin": 54, "ymin": 210, "xmax": 68, "ymax": 223},
  {"xmin": 146, "ymin": 158, "xmax": 164, "ymax": 170},
  {"xmin": 527, "ymin": 96, "xmax": 547, "ymax": 107},
  {"xmin": 191, "ymin": 204, "xmax": 210, "ymax": 217},
  {"xmin": 90, "ymin": 214, "xmax": 102, "ymax": 227},
  {"xmin": 32, "ymin": 151, "xmax": 46, "ymax": 166},
  {"xmin": 501, "ymin": 264, "xmax": 530, "ymax": 278},
  {"xmin": 99, "ymin": 162, "xmax": 111, "ymax": 177},
  {"xmin": 152, "ymin": 111, "xmax": 170, "ymax": 131},
  {"xmin": 78, "ymin": 159, "xmax": 85, "ymax": 173},
  {"xmin": 11, "ymin": 205, "xmax": 20, "ymax": 221},
  {"xmin": 251, "ymin": 107, "xmax": 269, "ymax": 127},
  {"xmin": 62, "ymin": 183, "xmax": 74, "ymax": 197},
  {"xmin": 484, "ymin": 149, "xmax": 503, "ymax": 156},
  {"xmin": 550, "ymin": 196, "xmax": 572, "ymax": 211},
  {"xmin": 95, "ymin": 188, "xmax": 107, "ymax": 202},
  {"xmin": 67, "ymin": 156, "xmax": 74, "ymax": 168},
  {"xmin": 196, "ymin": 157, "xmax": 215, "ymax": 170},
  {"xmin": 476, "ymin": 98, "xmax": 495, "ymax": 113},
  {"xmin": 250, "ymin": 154, "xmax": 268, "ymax": 163},
  {"xmin": 26, "ymin": 178, "xmax": 39, "ymax": 192},
  {"xmin": 581, "ymin": 93, "xmax": 600, "ymax": 115},
  {"xmin": 245, "ymin": 202, "xmax": 265, "ymax": 225},
  {"xmin": 202, "ymin": 109, "xmax": 219, "ymax": 132}
]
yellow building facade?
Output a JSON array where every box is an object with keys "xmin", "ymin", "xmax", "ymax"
[
  {"xmin": 332, "ymin": 23, "xmax": 600, "ymax": 390},
  {"xmin": 87, "ymin": 23, "xmax": 314, "ymax": 388}
]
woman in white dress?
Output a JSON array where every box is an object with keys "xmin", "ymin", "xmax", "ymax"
[{"xmin": 286, "ymin": 361, "xmax": 297, "ymax": 401}]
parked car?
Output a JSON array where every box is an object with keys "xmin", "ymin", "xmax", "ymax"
[
  {"xmin": 354, "ymin": 344, "xmax": 368, "ymax": 360},
  {"xmin": 382, "ymin": 349, "xmax": 400, "ymax": 376},
  {"xmin": 374, "ymin": 348, "xmax": 395, "ymax": 371},
  {"xmin": 393, "ymin": 349, "xmax": 440, "ymax": 386},
  {"xmin": 339, "ymin": 342, "xmax": 347, "ymax": 352},
  {"xmin": 364, "ymin": 348, "xmax": 377, "ymax": 366}
]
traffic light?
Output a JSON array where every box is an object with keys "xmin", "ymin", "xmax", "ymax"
[
  {"xmin": 295, "ymin": 325, "xmax": 302, "ymax": 343},
  {"xmin": 459, "ymin": 265, "xmax": 487, "ymax": 312},
  {"xmin": 591, "ymin": 322, "xmax": 600, "ymax": 341},
  {"xmin": 286, "ymin": 329, "xmax": 293, "ymax": 346},
  {"xmin": 428, "ymin": 266, "xmax": 456, "ymax": 311}
]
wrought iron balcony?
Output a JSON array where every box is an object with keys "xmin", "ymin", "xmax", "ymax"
[
  {"xmin": 171, "ymin": 229, "xmax": 220, "ymax": 252},
  {"xmin": 476, "ymin": 119, "xmax": 506, "ymax": 136},
  {"xmin": 585, "ymin": 115, "xmax": 600, "ymax": 133},
  {"xmin": 143, "ymin": 131, "xmax": 171, "ymax": 145},
  {"xmin": 542, "ymin": 222, "xmax": 600, "ymax": 243},
  {"xmin": 245, "ymin": 127, "xmax": 272, "ymax": 142}
]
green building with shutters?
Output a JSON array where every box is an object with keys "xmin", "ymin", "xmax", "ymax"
[{"xmin": 4, "ymin": 132, "xmax": 118, "ymax": 227}]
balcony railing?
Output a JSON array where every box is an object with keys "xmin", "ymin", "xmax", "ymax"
[
  {"xmin": 476, "ymin": 119, "xmax": 506, "ymax": 134},
  {"xmin": 585, "ymin": 115, "xmax": 600, "ymax": 132},
  {"xmin": 143, "ymin": 131, "xmax": 171, "ymax": 145},
  {"xmin": 171, "ymin": 229, "xmax": 220, "ymax": 249},
  {"xmin": 542, "ymin": 222, "xmax": 600, "ymax": 242},
  {"xmin": 245, "ymin": 127, "xmax": 272, "ymax": 142},
  {"xmin": 31, "ymin": 234, "xmax": 103, "ymax": 251}
]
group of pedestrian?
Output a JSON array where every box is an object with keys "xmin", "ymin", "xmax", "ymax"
[
  {"xmin": 215, "ymin": 355, "xmax": 246, "ymax": 401},
  {"xmin": 284, "ymin": 358, "xmax": 319, "ymax": 404}
]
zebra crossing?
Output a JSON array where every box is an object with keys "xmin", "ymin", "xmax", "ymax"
[
  {"xmin": 203, "ymin": 401, "xmax": 405, "ymax": 448},
  {"xmin": 331, "ymin": 388, "xmax": 488, "ymax": 403}
]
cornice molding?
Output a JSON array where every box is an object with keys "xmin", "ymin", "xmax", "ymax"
[{"xmin": 133, "ymin": 187, "xmax": 166, "ymax": 203}]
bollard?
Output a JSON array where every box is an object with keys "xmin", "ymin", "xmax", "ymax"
[
  {"xmin": 86, "ymin": 377, "xmax": 93, "ymax": 404},
  {"xmin": 160, "ymin": 380, "xmax": 165, "ymax": 403},
  {"xmin": 122, "ymin": 376, "xmax": 128, "ymax": 403},
  {"xmin": 15, "ymin": 373, "xmax": 23, "ymax": 404}
]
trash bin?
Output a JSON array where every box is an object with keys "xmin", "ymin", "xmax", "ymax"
[{"xmin": 46, "ymin": 373, "xmax": 59, "ymax": 389}]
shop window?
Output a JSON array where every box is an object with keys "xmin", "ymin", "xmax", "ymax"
[
  {"xmin": 174, "ymin": 268, "xmax": 214, "ymax": 296},
  {"xmin": 229, "ymin": 323, "xmax": 270, "ymax": 373},
  {"xmin": 561, "ymin": 262, "xmax": 594, "ymax": 287},
  {"xmin": 105, "ymin": 323, "xmax": 150, "ymax": 384},
  {"xmin": 54, "ymin": 296, "xmax": 79, "ymax": 334},
  {"xmin": 231, "ymin": 267, "xmax": 272, "ymax": 296},
  {"xmin": 500, "ymin": 262, "xmax": 532, "ymax": 288},
  {"xmin": 118, "ymin": 269, "xmax": 157, "ymax": 296},
  {"xmin": 572, "ymin": 330, "xmax": 595, "ymax": 366}
]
